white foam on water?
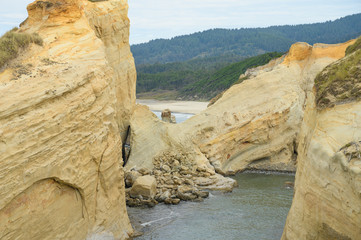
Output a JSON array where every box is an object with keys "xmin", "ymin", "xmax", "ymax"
[{"xmin": 141, "ymin": 210, "xmax": 178, "ymax": 227}]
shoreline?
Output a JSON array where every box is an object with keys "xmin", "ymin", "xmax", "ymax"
[{"xmin": 136, "ymin": 99, "xmax": 209, "ymax": 114}]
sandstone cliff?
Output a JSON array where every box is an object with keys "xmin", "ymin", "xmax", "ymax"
[
  {"xmin": 128, "ymin": 41, "xmax": 354, "ymax": 176},
  {"xmin": 0, "ymin": 0, "xmax": 135, "ymax": 239},
  {"xmin": 282, "ymin": 39, "xmax": 361, "ymax": 240}
]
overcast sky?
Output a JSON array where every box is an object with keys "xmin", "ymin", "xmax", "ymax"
[{"xmin": 1, "ymin": 0, "xmax": 360, "ymax": 44}]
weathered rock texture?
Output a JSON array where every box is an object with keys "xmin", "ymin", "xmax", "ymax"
[
  {"xmin": 282, "ymin": 42, "xmax": 361, "ymax": 240},
  {"xmin": 0, "ymin": 0, "xmax": 135, "ymax": 239},
  {"xmin": 124, "ymin": 105, "xmax": 236, "ymax": 206},
  {"xmin": 126, "ymin": 41, "xmax": 355, "ymax": 209},
  {"xmin": 184, "ymin": 41, "xmax": 354, "ymax": 175}
]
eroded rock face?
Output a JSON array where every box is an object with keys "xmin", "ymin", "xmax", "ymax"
[
  {"xmin": 282, "ymin": 45, "xmax": 361, "ymax": 240},
  {"xmin": 0, "ymin": 0, "xmax": 135, "ymax": 239},
  {"xmin": 126, "ymin": 41, "xmax": 355, "ymax": 210},
  {"xmin": 181, "ymin": 41, "xmax": 354, "ymax": 175}
]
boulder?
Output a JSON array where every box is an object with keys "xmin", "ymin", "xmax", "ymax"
[
  {"xmin": 130, "ymin": 175, "xmax": 157, "ymax": 199},
  {"xmin": 125, "ymin": 170, "xmax": 142, "ymax": 188}
]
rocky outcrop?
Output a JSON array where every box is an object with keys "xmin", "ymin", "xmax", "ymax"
[
  {"xmin": 182, "ymin": 41, "xmax": 355, "ymax": 175},
  {"xmin": 0, "ymin": 0, "xmax": 135, "ymax": 239},
  {"xmin": 126, "ymin": 41, "xmax": 355, "ymax": 209},
  {"xmin": 282, "ymin": 42, "xmax": 361, "ymax": 240},
  {"xmin": 124, "ymin": 105, "xmax": 236, "ymax": 206},
  {"xmin": 161, "ymin": 108, "xmax": 176, "ymax": 123}
]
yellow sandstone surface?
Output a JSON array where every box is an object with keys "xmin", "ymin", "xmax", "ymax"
[
  {"xmin": 128, "ymin": 41, "xmax": 354, "ymax": 179},
  {"xmin": 283, "ymin": 100, "xmax": 361, "ymax": 239},
  {"xmin": 0, "ymin": 0, "xmax": 135, "ymax": 239},
  {"xmin": 282, "ymin": 45, "xmax": 361, "ymax": 239},
  {"xmin": 185, "ymin": 41, "xmax": 354, "ymax": 175}
]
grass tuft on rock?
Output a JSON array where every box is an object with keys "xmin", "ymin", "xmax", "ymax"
[
  {"xmin": 315, "ymin": 38, "xmax": 361, "ymax": 109},
  {"xmin": 0, "ymin": 28, "xmax": 43, "ymax": 69},
  {"xmin": 345, "ymin": 36, "xmax": 361, "ymax": 55}
]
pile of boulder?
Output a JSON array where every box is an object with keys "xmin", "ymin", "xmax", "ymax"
[{"xmin": 125, "ymin": 150, "xmax": 236, "ymax": 207}]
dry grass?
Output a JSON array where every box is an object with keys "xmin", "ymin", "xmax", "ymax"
[
  {"xmin": 0, "ymin": 28, "xmax": 43, "ymax": 69},
  {"xmin": 315, "ymin": 39, "xmax": 361, "ymax": 109},
  {"xmin": 346, "ymin": 36, "xmax": 361, "ymax": 55}
]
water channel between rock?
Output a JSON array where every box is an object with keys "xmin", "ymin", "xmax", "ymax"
[
  {"xmin": 127, "ymin": 111, "xmax": 295, "ymax": 239},
  {"xmin": 128, "ymin": 172, "xmax": 295, "ymax": 240}
]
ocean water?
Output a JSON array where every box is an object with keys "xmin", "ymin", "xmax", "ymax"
[
  {"xmin": 152, "ymin": 111, "xmax": 194, "ymax": 123},
  {"xmin": 127, "ymin": 172, "xmax": 294, "ymax": 240}
]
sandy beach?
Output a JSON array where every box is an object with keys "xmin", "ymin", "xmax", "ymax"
[{"xmin": 136, "ymin": 99, "xmax": 209, "ymax": 114}]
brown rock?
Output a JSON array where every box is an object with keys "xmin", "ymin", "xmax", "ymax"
[
  {"xmin": 194, "ymin": 177, "xmax": 215, "ymax": 186},
  {"xmin": 130, "ymin": 175, "xmax": 157, "ymax": 199},
  {"xmin": 125, "ymin": 170, "xmax": 142, "ymax": 188},
  {"xmin": 171, "ymin": 198, "xmax": 181, "ymax": 205},
  {"xmin": 161, "ymin": 109, "xmax": 176, "ymax": 123}
]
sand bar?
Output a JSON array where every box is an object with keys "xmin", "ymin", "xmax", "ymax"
[{"xmin": 136, "ymin": 99, "xmax": 209, "ymax": 114}]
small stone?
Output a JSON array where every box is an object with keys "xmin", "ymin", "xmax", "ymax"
[
  {"xmin": 173, "ymin": 179, "xmax": 183, "ymax": 185},
  {"xmin": 195, "ymin": 190, "xmax": 209, "ymax": 198},
  {"xmin": 183, "ymin": 179, "xmax": 194, "ymax": 185},
  {"xmin": 193, "ymin": 197, "xmax": 204, "ymax": 202},
  {"xmin": 158, "ymin": 190, "xmax": 171, "ymax": 202},
  {"xmin": 161, "ymin": 164, "xmax": 171, "ymax": 172},
  {"xmin": 138, "ymin": 168, "xmax": 150, "ymax": 175},
  {"xmin": 125, "ymin": 170, "xmax": 141, "ymax": 188},
  {"xmin": 181, "ymin": 166, "xmax": 189, "ymax": 171},
  {"xmin": 165, "ymin": 179, "xmax": 174, "ymax": 185},
  {"xmin": 194, "ymin": 177, "xmax": 215, "ymax": 186},
  {"xmin": 177, "ymin": 192, "xmax": 197, "ymax": 201},
  {"xmin": 202, "ymin": 172, "xmax": 211, "ymax": 177},
  {"xmin": 197, "ymin": 166, "xmax": 207, "ymax": 172},
  {"xmin": 171, "ymin": 198, "xmax": 181, "ymax": 205},
  {"xmin": 177, "ymin": 185, "xmax": 194, "ymax": 194}
]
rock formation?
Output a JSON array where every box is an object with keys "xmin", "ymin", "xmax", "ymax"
[
  {"xmin": 282, "ymin": 39, "xmax": 361, "ymax": 240},
  {"xmin": 1, "ymin": 0, "xmax": 360, "ymax": 238},
  {"xmin": 0, "ymin": 0, "xmax": 135, "ymax": 239},
  {"xmin": 124, "ymin": 106, "xmax": 236, "ymax": 206},
  {"xmin": 161, "ymin": 108, "xmax": 176, "ymax": 123},
  {"xmin": 129, "ymin": 41, "xmax": 355, "ymax": 176}
]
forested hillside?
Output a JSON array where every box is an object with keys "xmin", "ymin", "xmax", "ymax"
[
  {"xmin": 180, "ymin": 52, "xmax": 283, "ymax": 99},
  {"xmin": 137, "ymin": 52, "xmax": 283, "ymax": 100},
  {"xmin": 132, "ymin": 13, "xmax": 361, "ymax": 65}
]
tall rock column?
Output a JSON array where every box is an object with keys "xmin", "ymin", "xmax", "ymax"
[
  {"xmin": 282, "ymin": 41, "xmax": 361, "ymax": 240},
  {"xmin": 0, "ymin": 0, "xmax": 135, "ymax": 239}
]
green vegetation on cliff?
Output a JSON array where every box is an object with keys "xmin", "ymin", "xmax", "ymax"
[
  {"xmin": 136, "ymin": 54, "xmax": 246, "ymax": 96},
  {"xmin": 181, "ymin": 52, "xmax": 283, "ymax": 99},
  {"xmin": 346, "ymin": 37, "xmax": 361, "ymax": 55},
  {"xmin": 132, "ymin": 13, "xmax": 361, "ymax": 65},
  {"xmin": 137, "ymin": 52, "xmax": 283, "ymax": 100},
  {"xmin": 315, "ymin": 37, "xmax": 361, "ymax": 109},
  {"xmin": 0, "ymin": 28, "xmax": 43, "ymax": 69}
]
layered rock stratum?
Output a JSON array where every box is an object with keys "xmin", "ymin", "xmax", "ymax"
[{"xmin": 0, "ymin": 0, "xmax": 135, "ymax": 239}]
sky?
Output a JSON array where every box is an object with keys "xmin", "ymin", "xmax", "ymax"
[{"xmin": 1, "ymin": 0, "xmax": 361, "ymax": 45}]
